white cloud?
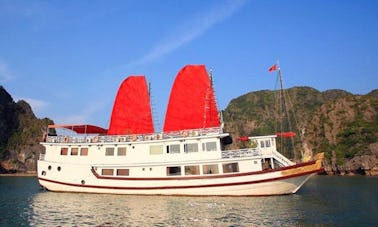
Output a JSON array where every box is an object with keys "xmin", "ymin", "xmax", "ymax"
[
  {"xmin": 0, "ymin": 61, "xmax": 12, "ymax": 81},
  {"xmin": 57, "ymin": 99, "xmax": 107, "ymax": 125},
  {"xmin": 126, "ymin": 0, "xmax": 247, "ymax": 68}
]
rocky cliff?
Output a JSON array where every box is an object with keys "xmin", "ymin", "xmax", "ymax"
[
  {"xmin": 0, "ymin": 86, "xmax": 53, "ymax": 173},
  {"xmin": 223, "ymin": 87, "xmax": 378, "ymax": 175}
]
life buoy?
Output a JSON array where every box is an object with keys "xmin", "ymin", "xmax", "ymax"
[
  {"xmin": 131, "ymin": 134, "xmax": 137, "ymax": 141},
  {"xmin": 181, "ymin": 131, "xmax": 188, "ymax": 137}
]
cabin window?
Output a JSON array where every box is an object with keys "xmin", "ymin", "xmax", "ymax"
[
  {"xmin": 203, "ymin": 164, "xmax": 219, "ymax": 174},
  {"xmin": 260, "ymin": 141, "xmax": 265, "ymax": 148},
  {"xmin": 117, "ymin": 147, "xmax": 127, "ymax": 156},
  {"xmin": 80, "ymin": 148, "xmax": 88, "ymax": 156},
  {"xmin": 71, "ymin": 148, "xmax": 79, "ymax": 156},
  {"xmin": 185, "ymin": 165, "xmax": 200, "ymax": 175},
  {"xmin": 184, "ymin": 143, "xmax": 198, "ymax": 153},
  {"xmin": 265, "ymin": 140, "xmax": 271, "ymax": 147},
  {"xmin": 117, "ymin": 169, "xmax": 129, "ymax": 176},
  {"xmin": 60, "ymin": 148, "xmax": 68, "ymax": 155},
  {"xmin": 167, "ymin": 144, "xmax": 180, "ymax": 154},
  {"xmin": 105, "ymin": 147, "xmax": 114, "ymax": 156},
  {"xmin": 222, "ymin": 163, "xmax": 239, "ymax": 173},
  {"xmin": 150, "ymin": 145, "xmax": 164, "ymax": 155},
  {"xmin": 202, "ymin": 142, "xmax": 217, "ymax": 151},
  {"xmin": 101, "ymin": 169, "xmax": 114, "ymax": 176},
  {"xmin": 167, "ymin": 166, "xmax": 181, "ymax": 176}
]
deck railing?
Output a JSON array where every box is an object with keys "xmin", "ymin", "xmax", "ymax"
[
  {"xmin": 221, "ymin": 148, "xmax": 261, "ymax": 159},
  {"xmin": 221, "ymin": 148, "xmax": 294, "ymax": 166},
  {"xmin": 45, "ymin": 127, "xmax": 223, "ymax": 144}
]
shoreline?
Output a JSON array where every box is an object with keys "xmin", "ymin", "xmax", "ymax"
[{"xmin": 0, "ymin": 172, "xmax": 37, "ymax": 177}]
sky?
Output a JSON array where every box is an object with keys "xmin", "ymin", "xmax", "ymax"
[{"xmin": 1, "ymin": 0, "xmax": 377, "ymax": 130}]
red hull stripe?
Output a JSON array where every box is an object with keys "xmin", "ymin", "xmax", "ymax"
[
  {"xmin": 39, "ymin": 168, "xmax": 323, "ymax": 191},
  {"xmin": 90, "ymin": 160, "xmax": 317, "ymax": 181}
]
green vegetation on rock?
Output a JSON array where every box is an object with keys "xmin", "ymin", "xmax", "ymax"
[
  {"xmin": 0, "ymin": 86, "xmax": 53, "ymax": 173},
  {"xmin": 223, "ymin": 87, "xmax": 378, "ymax": 175}
]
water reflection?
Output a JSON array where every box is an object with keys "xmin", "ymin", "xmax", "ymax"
[
  {"xmin": 27, "ymin": 191, "xmax": 313, "ymax": 226},
  {"xmin": 4, "ymin": 176, "xmax": 375, "ymax": 226}
]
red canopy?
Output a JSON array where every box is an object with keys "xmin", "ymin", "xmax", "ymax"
[
  {"xmin": 276, "ymin": 132, "xmax": 296, "ymax": 138},
  {"xmin": 238, "ymin": 136, "xmax": 249, "ymax": 141},
  {"xmin": 48, "ymin": 124, "xmax": 108, "ymax": 134}
]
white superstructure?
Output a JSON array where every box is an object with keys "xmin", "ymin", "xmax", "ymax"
[{"xmin": 38, "ymin": 127, "xmax": 323, "ymax": 196}]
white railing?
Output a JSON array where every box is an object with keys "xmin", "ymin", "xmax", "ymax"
[
  {"xmin": 221, "ymin": 148, "xmax": 261, "ymax": 159},
  {"xmin": 271, "ymin": 150, "xmax": 295, "ymax": 166},
  {"xmin": 45, "ymin": 127, "xmax": 223, "ymax": 144},
  {"xmin": 222, "ymin": 148, "xmax": 295, "ymax": 167}
]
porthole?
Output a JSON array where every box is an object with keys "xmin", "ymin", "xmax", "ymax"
[
  {"xmin": 142, "ymin": 168, "xmax": 145, "ymax": 171},
  {"xmin": 42, "ymin": 171, "xmax": 46, "ymax": 176},
  {"xmin": 57, "ymin": 166, "xmax": 61, "ymax": 171},
  {"xmin": 48, "ymin": 165, "xmax": 52, "ymax": 170},
  {"xmin": 149, "ymin": 168, "xmax": 152, "ymax": 171},
  {"xmin": 81, "ymin": 180, "xmax": 85, "ymax": 185}
]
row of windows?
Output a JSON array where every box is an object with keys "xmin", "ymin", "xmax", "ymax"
[
  {"xmin": 105, "ymin": 147, "xmax": 127, "ymax": 156},
  {"xmin": 60, "ymin": 141, "xmax": 216, "ymax": 157},
  {"xmin": 167, "ymin": 163, "xmax": 239, "ymax": 176},
  {"xmin": 99, "ymin": 163, "xmax": 239, "ymax": 177},
  {"xmin": 152, "ymin": 141, "xmax": 217, "ymax": 155},
  {"xmin": 60, "ymin": 147, "xmax": 88, "ymax": 156},
  {"xmin": 60, "ymin": 147, "xmax": 127, "ymax": 156},
  {"xmin": 260, "ymin": 139, "xmax": 272, "ymax": 148},
  {"xmin": 102, "ymin": 168, "xmax": 129, "ymax": 176}
]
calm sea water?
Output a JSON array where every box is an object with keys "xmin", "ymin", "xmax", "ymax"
[{"xmin": 0, "ymin": 176, "xmax": 377, "ymax": 226}]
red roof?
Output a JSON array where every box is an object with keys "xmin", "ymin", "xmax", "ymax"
[
  {"xmin": 163, "ymin": 65, "xmax": 220, "ymax": 132},
  {"xmin": 48, "ymin": 124, "xmax": 108, "ymax": 134}
]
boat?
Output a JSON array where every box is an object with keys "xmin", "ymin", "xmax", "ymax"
[{"xmin": 37, "ymin": 64, "xmax": 324, "ymax": 196}]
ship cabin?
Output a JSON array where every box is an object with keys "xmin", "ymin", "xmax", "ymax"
[{"xmin": 40, "ymin": 125, "xmax": 294, "ymax": 180}]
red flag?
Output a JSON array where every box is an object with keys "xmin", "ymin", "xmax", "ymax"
[{"xmin": 268, "ymin": 64, "xmax": 277, "ymax": 72}]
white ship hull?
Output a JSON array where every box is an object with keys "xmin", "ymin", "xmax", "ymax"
[{"xmin": 38, "ymin": 152, "xmax": 323, "ymax": 196}]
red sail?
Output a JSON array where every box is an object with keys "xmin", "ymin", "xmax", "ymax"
[
  {"xmin": 108, "ymin": 76, "xmax": 154, "ymax": 135},
  {"xmin": 163, "ymin": 65, "xmax": 220, "ymax": 132}
]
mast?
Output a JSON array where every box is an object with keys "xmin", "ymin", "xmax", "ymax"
[
  {"xmin": 275, "ymin": 64, "xmax": 300, "ymax": 161},
  {"xmin": 204, "ymin": 68, "xmax": 219, "ymax": 129}
]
